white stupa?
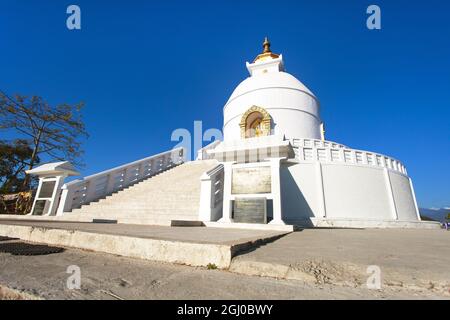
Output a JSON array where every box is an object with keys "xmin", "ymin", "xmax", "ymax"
[
  {"xmin": 223, "ymin": 38, "xmax": 321, "ymax": 142},
  {"xmin": 22, "ymin": 38, "xmax": 435, "ymax": 230},
  {"xmin": 207, "ymin": 38, "xmax": 423, "ymax": 228}
]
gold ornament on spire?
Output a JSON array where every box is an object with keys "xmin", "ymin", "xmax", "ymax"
[
  {"xmin": 254, "ymin": 37, "xmax": 280, "ymax": 63},
  {"xmin": 262, "ymin": 37, "xmax": 271, "ymax": 53}
]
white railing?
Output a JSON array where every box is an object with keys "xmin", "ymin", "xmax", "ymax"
[
  {"xmin": 198, "ymin": 163, "xmax": 224, "ymax": 222},
  {"xmin": 56, "ymin": 148, "xmax": 185, "ymax": 214},
  {"xmin": 196, "ymin": 140, "xmax": 221, "ymax": 160},
  {"xmin": 293, "ymin": 144, "xmax": 407, "ymax": 175},
  {"xmin": 291, "ymin": 138, "xmax": 347, "ymax": 149}
]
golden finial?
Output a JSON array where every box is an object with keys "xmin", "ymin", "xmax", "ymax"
[
  {"xmin": 253, "ymin": 36, "xmax": 279, "ymax": 63},
  {"xmin": 262, "ymin": 37, "xmax": 271, "ymax": 53}
]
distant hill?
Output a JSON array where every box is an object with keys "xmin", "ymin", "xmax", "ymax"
[{"xmin": 419, "ymin": 208, "xmax": 450, "ymax": 222}]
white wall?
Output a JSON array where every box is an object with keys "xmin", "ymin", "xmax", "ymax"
[
  {"xmin": 281, "ymin": 162, "xmax": 420, "ymax": 222},
  {"xmin": 223, "ymin": 85, "xmax": 321, "ymax": 141},
  {"xmin": 281, "ymin": 163, "xmax": 323, "ymax": 220},
  {"xmin": 389, "ymin": 171, "xmax": 418, "ymax": 220},
  {"xmin": 321, "ymin": 165, "xmax": 394, "ymax": 220}
]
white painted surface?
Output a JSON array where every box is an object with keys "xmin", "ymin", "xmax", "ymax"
[
  {"xmin": 199, "ymin": 163, "xmax": 224, "ymax": 222},
  {"xmin": 281, "ymin": 163, "xmax": 322, "ymax": 221},
  {"xmin": 279, "ymin": 158, "xmax": 419, "ymax": 223},
  {"xmin": 218, "ymin": 51, "xmax": 420, "ymax": 227},
  {"xmin": 389, "ymin": 171, "xmax": 419, "ymax": 221},
  {"xmin": 268, "ymin": 158, "xmax": 285, "ymax": 225},
  {"xmin": 289, "ymin": 218, "xmax": 440, "ymax": 229},
  {"xmin": 223, "ymin": 55, "xmax": 321, "ymax": 141},
  {"xmin": 196, "ymin": 140, "xmax": 221, "ymax": 160},
  {"xmin": 246, "ymin": 55, "xmax": 285, "ymax": 76},
  {"xmin": 322, "ymin": 165, "xmax": 393, "ymax": 219},
  {"xmin": 57, "ymin": 148, "xmax": 185, "ymax": 214},
  {"xmin": 218, "ymin": 162, "xmax": 234, "ymax": 223},
  {"xmin": 208, "ymin": 135, "xmax": 293, "ymax": 163},
  {"xmin": 59, "ymin": 161, "xmax": 216, "ymax": 225},
  {"xmin": 26, "ymin": 161, "xmax": 79, "ymax": 217},
  {"xmin": 25, "ymin": 161, "xmax": 79, "ymax": 176}
]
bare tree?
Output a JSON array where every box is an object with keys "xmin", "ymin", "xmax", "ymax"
[
  {"xmin": 0, "ymin": 139, "xmax": 38, "ymax": 193},
  {"xmin": 0, "ymin": 91, "xmax": 88, "ymax": 189}
]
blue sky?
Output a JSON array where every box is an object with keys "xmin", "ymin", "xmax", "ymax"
[{"xmin": 1, "ymin": 0, "xmax": 449, "ymax": 208}]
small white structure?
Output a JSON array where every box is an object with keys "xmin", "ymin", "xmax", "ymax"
[{"xmin": 26, "ymin": 161, "xmax": 79, "ymax": 216}]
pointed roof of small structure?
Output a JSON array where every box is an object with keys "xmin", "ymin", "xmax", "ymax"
[{"xmin": 26, "ymin": 161, "xmax": 80, "ymax": 177}]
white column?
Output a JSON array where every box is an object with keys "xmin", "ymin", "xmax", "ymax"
[
  {"xmin": 269, "ymin": 157, "xmax": 285, "ymax": 225},
  {"xmin": 315, "ymin": 162, "xmax": 327, "ymax": 218},
  {"xmin": 409, "ymin": 177, "xmax": 421, "ymax": 221},
  {"xmin": 218, "ymin": 161, "xmax": 235, "ymax": 223},
  {"xmin": 48, "ymin": 175, "xmax": 66, "ymax": 216},
  {"xmin": 28, "ymin": 179, "xmax": 43, "ymax": 215},
  {"xmin": 56, "ymin": 184, "xmax": 76, "ymax": 216},
  {"xmin": 198, "ymin": 172, "xmax": 213, "ymax": 222},
  {"xmin": 383, "ymin": 168, "xmax": 398, "ymax": 220}
]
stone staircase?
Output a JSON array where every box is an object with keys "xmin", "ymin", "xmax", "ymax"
[{"xmin": 61, "ymin": 160, "xmax": 218, "ymax": 225}]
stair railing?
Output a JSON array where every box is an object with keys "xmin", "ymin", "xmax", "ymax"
[
  {"xmin": 56, "ymin": 147, "xmax": 185, "ymax": 215},
  {"xmin": 196, "ymin": 140, "xmax": 221, "ymax": 160},
  {"xmin": 198, "ymin": 163, "xmax": 224, "ymax": 222}
]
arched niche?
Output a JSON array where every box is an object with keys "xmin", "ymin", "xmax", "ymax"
[{"xmin": 239, "ymin": 106, "xmax": 272, "ymax": 138}]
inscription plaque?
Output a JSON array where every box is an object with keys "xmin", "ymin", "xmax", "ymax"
[
  {"xmin": 232, "ymin": 167, "xmax": 271, "ymax": 194},
  {"xmin": 32, "ymin": 200, "xmax": 47, "ymax": 216},
  {"xmin": 233, "ymin": 198, "xmax": 267, "ymax": 224},
  {"xmin": 38, "ymin": 181, "xmax": 56, "ymax": 198}
]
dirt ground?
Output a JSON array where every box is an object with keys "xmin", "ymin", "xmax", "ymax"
[{"xmin": 0, "ymin": 239, "xmax": 448, "ymax": 300}]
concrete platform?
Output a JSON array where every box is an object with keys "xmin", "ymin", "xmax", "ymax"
[
  {"xmin": 205, "ymin": 221, "xmax": 297, "ymax": 232},
  {"xmin": 0, "ymin": 219, "xmax": 288, "ymax": 269},
  {"xmin": 0, "ymin": 214, "xmax": 298, "ymax": 231},
  {"xmin": 289, "ymin": 218, "xmax": 441, "ymax": 229},
  {"xmin": 230, "ymin": 228, "xmax": 450, "ymax": 296}
]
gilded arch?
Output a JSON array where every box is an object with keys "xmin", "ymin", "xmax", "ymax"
[{"xmin": 239, "ymin": 106, "xmax": 272, "ymax": 138}]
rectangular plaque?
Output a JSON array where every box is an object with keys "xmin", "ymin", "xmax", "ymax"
[
  {"xmin": 38, "ymin": 181, "xmax": 56, "ymax": 198},
  {"xmin": 233, "ymin": 198, "xmax": 267, "ymax": 224},
  {"xmin": 32, "ymin": 200, "xmax": 47, "ymax": 216},
  {"xmin": 232, "ymin": 167, "xmax": 271, "ymax": 194}
]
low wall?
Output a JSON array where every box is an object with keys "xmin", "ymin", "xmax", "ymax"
[
  {"xmin": 281, "ymin": 161, "xmax": 420, "ymax": 222},
  {"xmin": 0, "ymin": 224, "xmax": 232, "ymax": 268}
]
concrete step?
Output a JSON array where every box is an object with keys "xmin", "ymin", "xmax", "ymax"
[
  {"xmin": 87, "ymin": 203, "xmax": 200, "ymax": 210},
  {"xmin": 67, "ymin": 213, "xmax": 200, "ymax": 222},
  {"xmin": 64, "ymin": 160, "xmax": 218, "ymax": 224},
  {"xmin": 95, "ymin": 192, "xmax": 200, "ymax": 204},
  {"xmin": 98, "ymin": 191, "xmax": 201, "ymax": 201},
  {"xmin": 88, "ymin": 198, "xmax": 201, "ymax": 206},
  {"xmin": 73, "ymin": 211, "xmax": 200, "ymax": 218},
  {"xmin": 80, "ymin": 206, "xmax": 200, "ymax": 214}
]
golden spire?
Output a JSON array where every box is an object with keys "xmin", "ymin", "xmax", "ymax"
[
  {"xmin": 254, "ymin": 37, "xmax": 279, "ymax": 63},
  {"xmin": 262, "ymin": 37, "xmax": 271, "ymax": 53}
]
